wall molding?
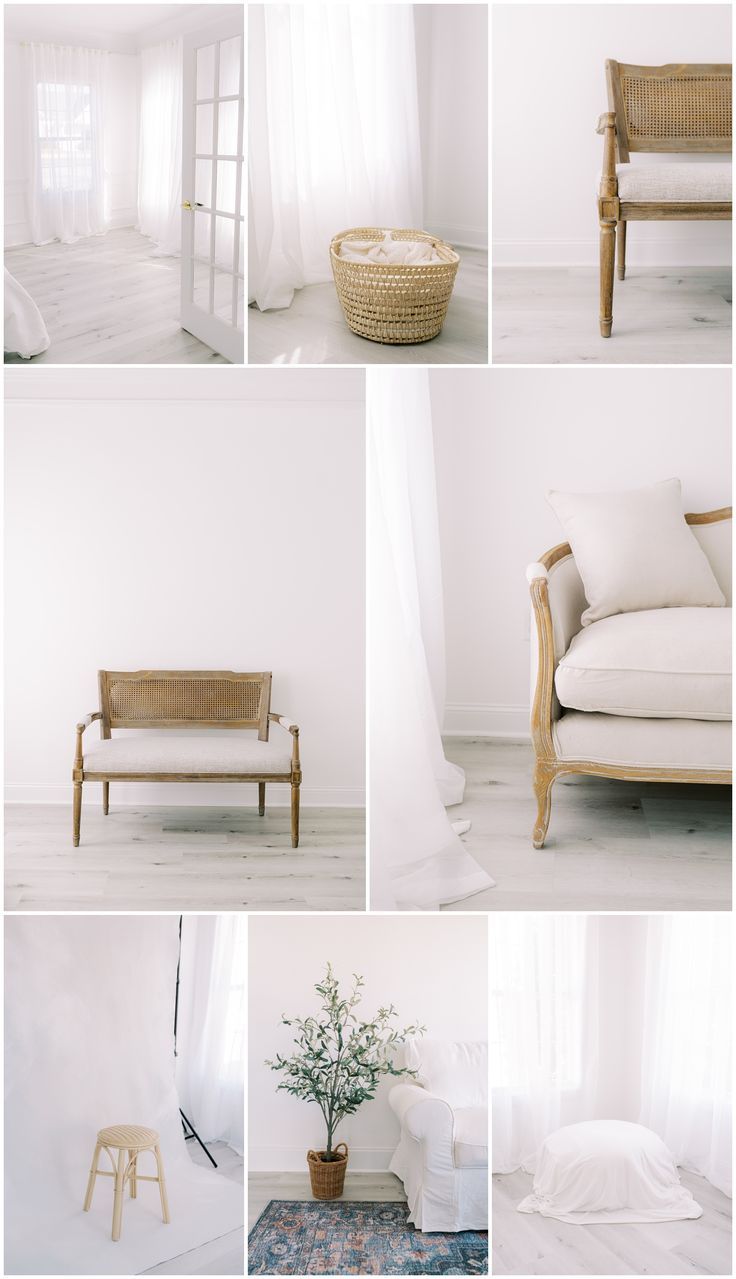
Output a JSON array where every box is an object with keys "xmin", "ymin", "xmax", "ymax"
[
  {"xmin": 5, "ymin": 783, "xmax": 365, "ymax": 808},
  {"xmin": 249, "ymin": 1146, "xmax": 394, "ymax": 1173},
  {"xmin": 444, "ymin": 702, "xmax": 530, "ymax": 739},
  {"xmin": 428, "ymin": 220, "xmax": 488, "ymax": 251},
  {"xmin": 493, "ymin": 238, "xmax": 732, "ymax": 268}
]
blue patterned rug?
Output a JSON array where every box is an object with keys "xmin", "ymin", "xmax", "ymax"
[{"xmin": 248, "ymin": 1200, "xmax": 488, "ymax": 1274}]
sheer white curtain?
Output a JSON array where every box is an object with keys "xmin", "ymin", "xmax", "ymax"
[
  {"xmin": 491, "ymin": 914, "xmax": 599, "ymax": 1173},
  {"xmin": 25, "ymin": 43, "xmax": 107, "ymax": 245},
  {"xmin": 640, "ymin": 914, "xmax": 732, "ymax": 1197},
  {"xmin": 176, "ymin": 915, "xmax": 246, "ymax": 1155},
  {"xmin": 368, "ymin": 369, "xmax": 494, "ymax": 911},
  {"xmin": 137, "ymin": 39, "xmax": 183, "ymax": 256},
  {"xmin": 249, "ymin": 4, "xmax": 424, "ymax": 310}
]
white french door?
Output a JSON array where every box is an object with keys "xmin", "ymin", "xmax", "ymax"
[{"xmin": 181, "ymin": 14, "xmax": 244, "ymax": 363}]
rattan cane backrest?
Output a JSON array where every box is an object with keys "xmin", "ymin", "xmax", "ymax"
[
  {"xmin": 606, "ymin": 61, "xmax": 732, "ymax": 161},
  {"xmin": 99, "ymin": 670, "xmax": 272, "ymax": 737}
]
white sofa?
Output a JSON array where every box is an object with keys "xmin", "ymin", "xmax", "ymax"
[
  {"xmin": 526, "ymin": 508, "xmax": 732, "ymax": 847},
  {"xmin": 388, "ymin": 1039, "xmax": 488, "ymax": 1232}
]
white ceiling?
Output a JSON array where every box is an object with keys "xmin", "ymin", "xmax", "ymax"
[{"xmin": 4, "ymin": 4, "xmax": 234, "ymax": 51}]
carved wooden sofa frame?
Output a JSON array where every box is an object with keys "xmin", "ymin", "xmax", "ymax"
[
  {"xmin": 527, "ymin": 508, "xmax": 732, "ymax": 848},
  {"xmin": 73, "ymin": 670, "xmax": 301, "ymax": 847},
  {"xmin": 598, "ymin": 60, "xmax": 732, "ymax": 337}
]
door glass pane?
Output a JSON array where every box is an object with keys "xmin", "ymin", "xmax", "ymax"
[
  {"xmin": 196, "ymin": 43, "xmax": 215, "ymax": 99},
  {"xmin": 196, "ymin": 103, "xmax": 214, "ymax": 155},
  {"xmin": 193, "ymin": 260, "xmax": 211, "ymax": 311},
  {"xmin": 217, "ymin": 100, "xmax": 239, "ymax": 155},
  {"xmin": 195, "ymin": 158, "xmax": 212, "ymax": 209},
  {"xmin": 216, "ymin": 160, "xmax": 237, "ymax": 215},
  {"xmin": 236, "ymin": 277, "xmax": 244, "ymax": 328},
  {"xmin": 218, "ymin": 36, "xmax": 241, "ymax": 98},
  {"xmin": 215, "ymin": 215, "xmax": 234, "ymax": 271},
  {"xmin": 214, "ymin": 269, "xmax": 234, "ymax": 323},
  {"xmin": 194, "ymin": 210, "xmax": 212, "ymax": 261}
]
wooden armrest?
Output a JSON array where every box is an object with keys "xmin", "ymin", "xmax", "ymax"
[
  {"xmin": 597, "ymin": 112, "xmax": 618, "ymax": 199},
  {"xmin": 74, "ymin": 712, "xmax": 101, "ymax": 773},
  {"xmin": 268, "ymin": 713, "xmax": 299, "ymax": 736},
  {"xmin": 596, "ymin": 110, "xmax": 616, "ymax": 135},
  {"xmin": 76, "ymin": 711, "xmax": 102, "ymax": 732}
]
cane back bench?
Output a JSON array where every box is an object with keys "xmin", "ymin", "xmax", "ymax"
[
  {"xmin": 597, "ymin": 60, "xmax": 732, "ymax": 336},
  {"xmin": 73, "ymin": 670, "xmax": 301, "ymax": 847}
]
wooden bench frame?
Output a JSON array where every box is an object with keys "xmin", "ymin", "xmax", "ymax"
[
  {"xmin": 527, "ymin": 508, "xmax": 732, "ymax": 848},
  {"xmin": 598, "ymin": 60, "xmax": 732, "ymax": 336},
  {"xmin": 73, "ymin": 670, "xmax": 301, "ymax": 848}
]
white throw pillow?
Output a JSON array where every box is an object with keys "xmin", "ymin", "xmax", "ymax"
[{"xmin": 547, "ymin": 479, "xmax": 725, "ymax": 626}]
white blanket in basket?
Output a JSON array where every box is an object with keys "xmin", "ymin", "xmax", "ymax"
[
  {"xmin": 339, "ymin": 231, "xmax": 443, "ymax": 264},
  {"xmin": 5, "ymin": 268, "xmax": 50, "ymax": 358}
]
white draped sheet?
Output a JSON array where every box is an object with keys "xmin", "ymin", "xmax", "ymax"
[
  {"xmin": 137, "ymin": 39, "xmax": 183, "ymax": 256},
  {"xmin": 4, "ymin": 267, "xmax": 50, "ymax": 357}
]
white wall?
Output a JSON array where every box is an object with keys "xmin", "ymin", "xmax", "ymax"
[
  {"xmin": 431, "ymin": 366, "xmax": 732, "ymax": 737},
  {"xmin": 493, "ymin": 4, "xmax": 732, "ymax": 266},
  {"xmin": 249, "ymin": 914, "xmax": 488, "ymax": 1171},
  {"xmin": 415, "ymin": 4, "xmax": 488, "ymax": 248},
  {"xmin": 4, "ymin": 42, "xmax": 139, "ymax": 246},
  {"xmin": 4, "ymin": 368, "xmax": 365, "ymax": 807}
]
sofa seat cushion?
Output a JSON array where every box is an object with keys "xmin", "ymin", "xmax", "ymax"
[
  {"xmin": 616, "ymin": 161, "xmax": 732, "ymax": 202},
  {"xmin": 83, "ymin": 734, "xmax": 292, "ymax": 775},
  {"xmin": 553, "ymin": 712, "xmax": 731, "ymax": 773},
  {"xmin": 453, "ymin": 1107, "xmax": 488, "ymax": 1170},
  {"xmin": 556, "ymin": 608, "xmax": 731, "ymax": 720}
]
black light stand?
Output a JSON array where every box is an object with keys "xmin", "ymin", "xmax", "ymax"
[{"xmin": 174, "ymin": 914, "xmax": 218, "ymax": 1169}]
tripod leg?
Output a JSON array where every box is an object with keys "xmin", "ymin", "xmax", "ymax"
[{"xmin": 180, "ymin": 1109, "xmax": 218, "ymax": 1167}]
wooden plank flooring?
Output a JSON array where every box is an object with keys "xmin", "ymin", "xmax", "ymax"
[
  {"xmin": 248, "ymin": 248, "xmax": 487, "ymax": 365},
  {"xmin": 144, "ymin": 1141, "xmax": 243, "ymax": 1276},
  {"xmin": 4, "ymin": 804, "xmax": 365, "ymax": 912},
  {"xmin": 5, "ymin": 228, "xmax": 228, "ymax": 365},
  {"xmin": 493, "ymin": 1169, "xmax": 731, "ymax": 1276},
  {"xmin": 493, "ymin": 265, "xmax": 731, "ymax": 364},
  {"xmin": 440, "ymin": 738, "xmax": 731, "ymax": 912},
  {"xmin": 248, "ymin": 1171, "xmax": 407, "ymax": 1233}
]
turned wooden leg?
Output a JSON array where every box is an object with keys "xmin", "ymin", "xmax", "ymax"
[
  {"xmin": 616, "ymin": 220, "xmax": 627, "ymax": 281},
  {"xmin": 291, "ymin": 781, "xmax": 300, "ymax": 849},
  {"xmin": 154, "ymin": 1145, "xmax": 170, "ymax": 1224},
  {"xmin": 599, "ymin": 218, "xmax": 616, "ymax": 337},
  {"xmin": 111, "ymin": 1148, "xmax": 126, "ymax": 1241},
  {"xmin": 258, "ymin": 782, "xmax": 266, "ymax": 817},
  {"xmin": 533, "ymin": 761, "xmax": 556, "ymax": 849},
  {"xmin": 128, "ymin": 1149, "xmax": 137, "ymax": 1198},
  {"xmin": 73, "ymin": 781, "xmax": 83, "ymax": 847},
  {"xmin": 102, "ymin": 781, "xmax": 109, "ymax": 816},
  {"xmin": 83, "ymin": 1142, "xmax": 101, "ymax": 1212}
]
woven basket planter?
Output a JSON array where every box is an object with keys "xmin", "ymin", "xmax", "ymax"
[
  {"xmin": 307, "ymin": 1143, "xmax": 348, "ymax": 1200},
  {"xmin": 330, "ymin": 228, "xmax": 460, "ymax": 345}
]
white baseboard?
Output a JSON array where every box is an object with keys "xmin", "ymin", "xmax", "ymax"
[
  {"xmin": 249, "ymin": 1146, "xmax": 394, "ymax": 1173},
  {"xmin": 493, "ymin": 238, "xmax": 732, "ymax": 268},
  {"xmin": 443, "ymin": 703, "xmax": 530, "ymax": 740},
  {"xmin": 4, "ymin": 783, "xmax": 365, "ymax": 808},
  {"xmin": 427, "ymin": 221, "xmax": 488, "ymax": 251}
]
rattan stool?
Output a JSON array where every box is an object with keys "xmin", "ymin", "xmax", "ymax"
[{"xmin": 83, "ymin": 1124, "xmax": 170, "ymax": 1241}]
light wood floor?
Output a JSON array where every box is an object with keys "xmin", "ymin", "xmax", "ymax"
[
  {"xmin": 143, "ymin": 1141, "xmax": 243, "ymax": 1276},
  {"xmin": 5, "ymin": 228, "xmax": 228, "ymax": 365},
  {"xmin": 248, "ymin": 248, "xmax": 487, "ymax": 365},
  {"xmin": 493, "ymin": 1168, "xmax": 732, "ymax": 1276},
  {"xmin": 493, "ymin": 265, "xmax": 731, "ymax": 364},
  {"xmin": 441, "ymin": 738, "xmax": 731, "ymax": 913},
  {"xmin": 4, "ymin": 804, "xmax": 365, "ymax": 912},
  {"xmin": 248, "ymin": 1171, "xmax": 407, "ymax": 1233}
]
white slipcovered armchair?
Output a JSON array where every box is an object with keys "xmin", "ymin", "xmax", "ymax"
[{"xmin": 388, "ymin": 1040, "xmax": 488, "ymax": 1232}]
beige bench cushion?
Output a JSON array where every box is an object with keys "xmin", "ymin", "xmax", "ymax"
[
  {"xmin": 554, "ymin": 712, "xmax": 731, "ymax": 772},
  {"xmin": 616, "ymin": 162, "xmax": 732, "ymax": 202},
  {"xmin": 556, "ymin": 607, "xmax": 732, "ymax": 721},
  {"xmin": 83, "ymin": 735, "xmax": 292, "ymax": 775}
]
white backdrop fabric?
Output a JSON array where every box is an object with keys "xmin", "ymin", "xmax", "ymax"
[
  {"xmin": 4, "ymin": 267, "xmax": 50, "ymax": 357},
  {"xmin": 368, "ymin": 368, "xmax": 493, "ymax": 910},
  {"xmin": 249, "ymin": 3, "xmax": 424, "ymax": 310},
  {"xmin": 176, "ymin": 915, "xmax": 246, "ymax": 1155},
  {"xmin": 137, "ymin": 39, "xmax": 183, "ymax": 256},
  {"xmin": 25, "ymin": 43, "xmax": 108, "ymax": 245},
  {"xmin": 5, "ymin": 916, "xmax": 243, "ymax": 1275}
]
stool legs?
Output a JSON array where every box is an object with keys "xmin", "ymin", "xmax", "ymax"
[
  {"xmin": 83, "ymin": 1142, "xmax": 102, "ymax": 1212},
  {"xmin": 111, "ymin": 1149, "xmax": 126, "ymax": 1242},
  {"xmin": 128, "ymin": 1149, "xmax": 137, "ymax": 1198},
  {"xmin": 154, "ymin": 1145, "xmax": 171, "ymax": 1224}
]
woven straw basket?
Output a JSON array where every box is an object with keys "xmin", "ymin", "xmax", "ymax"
[
  {"xmin": 330, "ymin": 228, "xmax": 460, "ymax": 344},
  {"xmin": 307, "ymin": 1142, "xmax": 348, "ymax": 1199}
]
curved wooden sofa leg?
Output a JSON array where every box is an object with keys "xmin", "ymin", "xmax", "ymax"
[
  {"xmin": 73, "ymin": 781, "xmax": 83, "ymax": 847},
  {"xmin": 599, "ymin": 218, "xmax": 616, "ymax": 337},
  {"xmin": 102, "ymin": 781, "xmax": 109, "ymax": 816},
  {"xmin": 533, "ymin": 761, "xmax": 556, "ymax": 849},
  {"xmin": 258, "ymin": 782, "xmax": 266, "ymax": 817},
  {"xmin": 616, "ymin": 219, "xmax": 627, "ymax": 280},
  {"xmin": 291, "ymin": 781, "xmax": 300, "ymax": 849}
]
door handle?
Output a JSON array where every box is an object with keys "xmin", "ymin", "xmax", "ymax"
[{"xmin": 181, "ymin": 201, "xmax": 205, "ymax": 210}]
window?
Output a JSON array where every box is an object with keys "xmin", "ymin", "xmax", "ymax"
[{"xmin": 36, "ymin": 82, "xmax": 94, "ymax": 193}]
